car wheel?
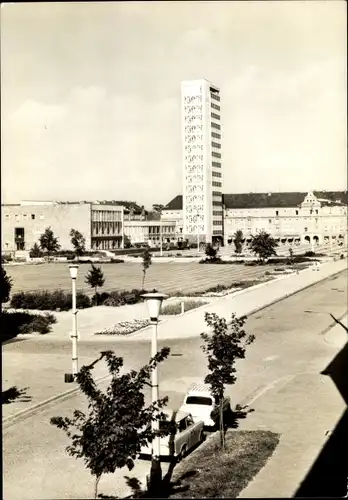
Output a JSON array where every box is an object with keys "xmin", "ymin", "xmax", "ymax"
[
  {"xmin": 200, "ymin": 431, "xmax": 206, "ymax": 442},
  {"xmin": 178, "ymin": 445, "xmax": 187, "ymax": 462}
]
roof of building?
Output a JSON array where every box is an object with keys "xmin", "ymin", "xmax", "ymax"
[{"xmin": 164, "ymin": 191, "xmax": 348, "ymax": 210}]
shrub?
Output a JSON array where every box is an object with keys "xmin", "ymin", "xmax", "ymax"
[
  {"xmin": 1, "ymin": 267, "xmax": 12, "ymax": 303},
  {"xmin": 161, "ymin": 299, "xmax": 208, "ymax": 315},
  {"xmin": 1, "ymin": 311, "xmax": 57, "ymax": 340},
  {"xmin": 304, "ymin": 250, "xmax": 315, "ymax": 257},
  {"xmin": 110, "ymin": 258, "xmax": 125, "ymax": 263},
  {"xmin": 29, "ymin": 243, "xmax": 44, "ymax": 258},
  {"xmin": 10, "ymin": 290, "xmax": 91, "ymax": 311},
  {"xmin": 92, "ymin": 292, "xmax": 111, "ymax": 306}
]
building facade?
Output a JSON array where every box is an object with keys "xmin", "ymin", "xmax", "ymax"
[
  {"xmin": 181, "ymin": 79, "xmax": 224, "ymax": 246},
  {"xmin": 162, "ymin": 191, "xmax": 348, "ymax": 247},
  {"xmin": 124, "ymin": 221, "xmax": 177, "ymax": 247},
  {"xmin": 2, "ymin": 201, "xmax": 124, "ymax": 255}
]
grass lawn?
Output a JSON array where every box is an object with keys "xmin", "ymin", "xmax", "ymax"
[
  {"xmin": 6, "ymin": 261, "xmax": 294, "ymax": 296},
  {"xmin": 167, "ymin": 430, "xmax": 280, "ymax": 498}
]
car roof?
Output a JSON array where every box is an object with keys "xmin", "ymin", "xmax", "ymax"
[
  {"xmin": 162, "ymin": 410, "xmax": 191, "ymax": 422},
  {"xmin": 186, "ymin": 383, "xmax": 213, "ymax": 395}
]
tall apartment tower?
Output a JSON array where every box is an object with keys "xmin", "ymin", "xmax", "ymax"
[{"xmin": 181, "ymin": 79, "xmax": 223, "ymax": 246}]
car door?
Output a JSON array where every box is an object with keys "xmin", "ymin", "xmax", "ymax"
[
  {"xmin": 175, "ymin": 417, "xmax": 187, "ymax": 455},
  {"xmin": 185, "ymin": 415, "xmax": 196, "ymax": 449}
]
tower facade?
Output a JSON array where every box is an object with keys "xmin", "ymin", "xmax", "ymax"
[{"xmin": 181, "ymin": 79, "xmax": 223, "ymax": 246}]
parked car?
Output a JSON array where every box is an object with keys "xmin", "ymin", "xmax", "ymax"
[
  {"xmin": 140, "ymin": 410, "xmax": 205, "ymax": 461},
  {"xmin": 179, "ymin": 383, "xmax": 231, "ymax": 429}
]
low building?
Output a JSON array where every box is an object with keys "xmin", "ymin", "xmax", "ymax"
[
  {"xmin": 162, "ymin": 191, "xmax": 348, "ymax": 247},
  {"xmin": 2, "ymin": 200, "xmax": 124, "ymax": 255},
  {"xmin": 124, "ymin": 220, "xmax": 177, "ymax": 247}
]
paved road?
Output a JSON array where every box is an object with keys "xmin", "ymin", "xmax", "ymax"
[{"xmin": 3, "ymin": 270, "xmax": 347, "ymax": 499}]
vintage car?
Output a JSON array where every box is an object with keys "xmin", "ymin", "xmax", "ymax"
[
  {"xmin": 140, "ymin": 410, "xmax": 205, "ymax": 460},
  {"xmin": 179, "ymin": 383, "xmax": 231, "ymax": 429}
]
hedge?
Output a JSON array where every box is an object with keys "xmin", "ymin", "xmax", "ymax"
[
  {"xmin": 1, "ymin": 311, "xmax": 57, "ymax": 341},
  {"xmin": 10, "ymin": 290, "xmax": 91, "ymax": 311}
]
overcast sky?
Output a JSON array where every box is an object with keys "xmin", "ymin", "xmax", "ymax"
[{"xmin": 1, "ymin": 1, "xmax": 347, "ymax": 208}]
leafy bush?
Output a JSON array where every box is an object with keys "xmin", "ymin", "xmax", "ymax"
[
  {"xmin": 92, "ymin": 292, "xmax": 111, "ymax": 306},
  {"xmin": 110, "ymin": 258, "xmax": 125, "ymax": 263},
  {"xmin": 1, "ymin": 310, "xmax": 57, "ymax": 340},
  {"xmin": 1, "ymin": 267, "xmax": 12, "ymax": 303},
  {"xmin": 10, "ymin": 290, "xmax": 91, "ymax": 311},
  {"xmin": 29, "ymin": 243, "xmax": 44, "ymax": 258},
  {"xmin": 102, "ymin": 288, "xmax": 150, "ymax": 307},
  {"xmin": 161, "ymin": 299, "xmax": 208, "ymax": 315},
  {"xmin": 304, "ymin": 250, "xmax": 316, "ymax": 257}
]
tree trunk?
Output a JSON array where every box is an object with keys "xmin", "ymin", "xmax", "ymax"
[
  {"xmin": 95, "ymin": 286, "xmax": 98, "ymax": 305},
  {"xmin": 219, "ymin": 400, "xmax": 225, "ymax": 450},
  {"xmin": 94, "ymin": 474, "xmax": 101, "ymax": 499},
  {"xmin": 142, "ymin": 272, "xmax": 145, "ymax": 290}
]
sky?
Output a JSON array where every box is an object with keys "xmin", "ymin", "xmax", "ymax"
[{"xmin": 1, "ymin": 1, "xmax": 347, "ymax": 208}]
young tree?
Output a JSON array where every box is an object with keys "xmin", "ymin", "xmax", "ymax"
[
  {"xmin": 85, "ymin": 264, "xmax": 105, "ymax": 303},
  {"xmin": 205, "ymin": 243, "xmax": 218, "ymax": 261},
  {"xmin": 50, "ymin": 348, "xmax": 170, "ymax": 499},
  {"xmin": 141, "ymin": 248, "xmax": 152, "ymax": 289},
  {"xmin": 152, "ymin": 204, "xmax": 164, "ymax": 213},
  {"xmin": 233, "ymin": 230, "xmax": 244, "ymax": 255},
  {"xmin": 249, "ymin": 231, "xmax": 278, "ymax": 263},
  {"xmin": 39, "ymin": 227, "xmax": 60, "ymax": 259},
  {"xmin": 69, "ymin": 229, "xmax": 86, "ymax": 256},
  {"xmin": 1, "ymin": 267, "xmax": 12, "ymax": 303},
  {"xmin": 201, "ymin": 312, "xmax": 255, "ymax": 450},
  {"xmin": 288, "ymin": 247, "xmax": 294, "ymax": 264},
  {"xmin": 29, "ymin": 242, "xmax": 43, "ymax": 258}
]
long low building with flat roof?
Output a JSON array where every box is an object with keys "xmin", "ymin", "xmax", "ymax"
[{"xmin": 2, "ymin": 200, "xmax": 124, "ymax": 254}]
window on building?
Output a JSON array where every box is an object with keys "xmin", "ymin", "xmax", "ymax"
[
  {"xmin": 275, "ymin": 211, "xmax": 279, "ymax": 216},
  {"xmin": 268, "ymin": 219, "xmax": 272, "ymax": 223},
  {"xmin": 304, "ymin": 227, "xmax": 308, "ymax": 232},
  {"xmin": 296, "ymin": 210, "xmax": 299, "ymax": 215},
  {"xmin": 31, "ymin": 214, "xmax": 35, "ymax": 220},
  {"xmin": 315, "ymin": 210, "xmax": 318, "ymax": 214},
  {"xmin": 39, "ymin": 214, "xmax": 44, "ymax": 220},
  {"xmin": 5, "ymin": 214, "xmax": 10, "ymax": 219}
]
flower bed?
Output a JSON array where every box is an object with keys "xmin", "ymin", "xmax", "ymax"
[{"xmin": 94, "ymin": 318, "xmax": 152, "ymax": 336}]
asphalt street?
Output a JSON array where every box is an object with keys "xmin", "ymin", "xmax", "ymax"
[{"xmin": 3, "ymin": 269, "xmax": 347, "ymax": 499}]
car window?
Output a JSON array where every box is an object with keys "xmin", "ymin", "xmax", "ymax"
[
  {"xmin": 186, "ymin": 396, "xmax": 213, "ymax": 406},
  {"xmin": 178, "ymin": 418, "xmax": 187, "ymax": 433}
]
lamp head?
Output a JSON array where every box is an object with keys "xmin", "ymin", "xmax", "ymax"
[
  {"xmin": 69, "ymin": 264, "xmax": 79, "ymax": 279},
  {"xmin": 141, "ymin": 292, "xmax": 167, "ymax": 321}
]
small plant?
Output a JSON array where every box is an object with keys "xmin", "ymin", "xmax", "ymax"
[
  {"xmin": 69, "ymin": 229, "xmax": 86, "ymax": 256},
  {"xmin": 141, "ymin": 248, "xmax": 152, "ymax": 288},
  {"xmin": 205, "ymin": 243, "xmax": 218, "ymax": 261},
  {"xmin": 50, "ymin": 349, "xmax": 170, "ymax": 499},
  {"xmin": 201, "ymin": 312, "xmax": 255, "ymax": 450},
  {"xmin": 233, "ymin": 230, "xmax": 244, "ymax": 255},
  {"xmin": 29, "ymin": 242, "xmax": 44, "ymax": 258},
  {"xmin": 1, "ymin": 267, "xmax": 12, "ymax": 303},
  {"xmin": 39, "ymin": 227, "xmax": 61, "ymax": 259},
  {"xmin": 85, "ymin": 265, "xmax": 105, "ymax": 304},
  {"xmin": 288, "ymin": 247, "xmax": 294, "ymax": 263},
  {"xmin": 249, "ymin": 231, "xmax": 278, "ymax": 263},
  {"xmin": 18, "ymin": 313, "xmax": 57, "ymax": 335},
  {"xmin": 304, "ymin": 250, "xmax": 315, "ymax": 257}
]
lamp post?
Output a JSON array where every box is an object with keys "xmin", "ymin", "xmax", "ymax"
[
  {"xmin": 65, "ymin": 264, "xmax": 79, "ymax": 383},
  {"xmin": 141, "ymin": 291, "xmax": 168, "ymax": 490}
]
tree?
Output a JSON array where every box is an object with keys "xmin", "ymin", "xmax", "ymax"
[
  {"xmin": 141, "ymin": 248, "xmax": 152, "ymax": 289},
  {"xmin": 152, "ymin": 204, "xmax": 164, "ymax": 213},
  {"xmin": 249, "ymin": 231, "xmax": 278, "ymax": 263},
  {"xmin": 39, "ymin": 227, "xmax": 60, "ymax": 258},
  {"xmin": 205, "ymin": 243, "xmax": 218, "ymax": 261},
  {"xmin": 1, "ymin": 267, "xmax": 12, "ymax": 303},
  {"xmin": 29, "ymin": 242, "xmax": 43, "ymax": 258},
  {"xmin": 69, "ymin": 229, "xmax": 86, "ymax": 256},
  {"xmin": 233, "ymin": 230, "xmax": 244, "ymax": 255},
  {"xmin": 201, "ymin": 312, "xmax": 255, "ymax": 450},
  {"xmin": 50, "ymin": 348, "xmax": 170, "ymax": 499},
  {"xmin": 85, "ymin": 265, "xmax": 105, "ymax": 303}
]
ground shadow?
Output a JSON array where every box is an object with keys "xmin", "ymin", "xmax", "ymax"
[
  {"xmin": 2, "ymin": 386, "xmax": 32, "ymax": 404},
  {"xmin": 294, "ymin": 313, "xmax": 348, "ymax": 498},
  {"xmin": 1, "ymin": 311, "xmax": 34, "ymax": 342}
]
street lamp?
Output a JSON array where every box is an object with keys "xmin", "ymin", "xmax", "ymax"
[
  {"xmin": 65, "ymin": 264, "xmax": 79, "ymax": 383},
  {"xmin": 141, "ymin": 291, "xmax": 168, "ymax": 490}
]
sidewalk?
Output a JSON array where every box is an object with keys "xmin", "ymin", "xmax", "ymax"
[{"xmin": 237, "ymin": 372, "xmax": 346, "ymax": 498}]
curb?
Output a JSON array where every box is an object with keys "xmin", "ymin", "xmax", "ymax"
[{"xmin": 3, "ymin": 262, "xmax": 346, "ymax": 426}]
